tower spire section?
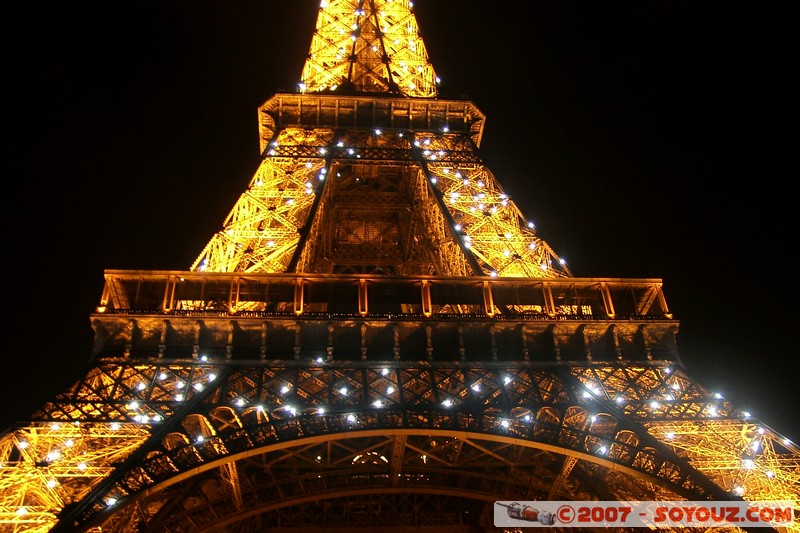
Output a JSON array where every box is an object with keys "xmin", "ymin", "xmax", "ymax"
[
  {"xmin": 301, "ymin": 0, "xmax": 438, "ymax": 97},
  {"xmin": 191, "ymin": 0, "xmax": 572, "ymax": 277}
]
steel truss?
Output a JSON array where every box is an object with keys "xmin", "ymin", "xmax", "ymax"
[
  {"xmin": 3, "ymin": 1, "xmax": 798, "ymax": 532},
  {"xmin": 2, "ymin": 356, "xmax": 797, "ymax": 532}
]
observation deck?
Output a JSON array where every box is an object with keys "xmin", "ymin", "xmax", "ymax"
[{"xmin": 92, "ymin": 271, "xmax": 678, "ymax": 363}]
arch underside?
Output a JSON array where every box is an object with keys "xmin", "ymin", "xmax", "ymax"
[
  {"xmin": 95, "ymin": 430, "xmax": 697, "ymax": 532},
  {"xmin": 35, "ymin": 360, "xmax": 781, "ymax": 532}
]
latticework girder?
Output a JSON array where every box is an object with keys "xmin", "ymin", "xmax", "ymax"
[
  {"xmin": 4, "ymin": 1, "xmax": 797, "ymax": 532},
  {"xmin": 300, "ymin": 0, "xmax": 438, "ymax": 97},
  {"xmin": 193, "ymin": 126, "xmax": 571, "ymax": 278},
  {"xmin": 646, "ymin": 420, "xmax": 800, "ymax": 507},
  {"xmin": 0, "ymin": 423, "xmax": 150, "ymax": 532},
  {"xmin": 1, "ymin": 358, "xmax": 796, "ymax": 532}
]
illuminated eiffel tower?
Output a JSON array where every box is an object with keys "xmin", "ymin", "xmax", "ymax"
[{"xmin": 1, "ymin": 2, "xmax": 798, "ymax": 532}]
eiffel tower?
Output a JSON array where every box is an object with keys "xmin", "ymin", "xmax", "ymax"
[{"xmin": 2, "ymin": 2, "xmax": 798, "ymax": 532}]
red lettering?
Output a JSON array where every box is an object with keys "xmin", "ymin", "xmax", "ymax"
[
  {"xmin": 773, "ymin": 507, "xmax": 792, "ymax": 523},
  {"xmin": 654, "ymin": 507, "xmax": 667, "ymax": 523},
  {"xmin": 668, "ymin": 508, "xmax": 684, "ymax": 521}
]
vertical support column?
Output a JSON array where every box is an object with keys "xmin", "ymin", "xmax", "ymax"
[
  {"xmin": 358, "ymin": 278, "xmax": 368, "ymax": 316},
  {"xmin": 163, "ymin": 276, "xmax": 177, "ymax": 312},
  {"xmin": 158, "ymin": 320, "xmax": 168, "ymax": 358},
  {"xmin": 543, "ymin": 282, "xmax": 556, "ymax": 317},
  {"xmin": 551, "ymin": 324, "xmax": 561, "ymax": 361},
  {"xmin": 482, "ymin": 280, "xmax": 495, "ymax": 317},
  {"xmin": 192, "ymin": 320, "xmax": 201, "ymax": 359},
  {"xmin": 294, "ymin": 278, "xmax": 304, "ymax": 315},
  {"xmin": 327, "ymin": 322, "xmax": 335, "ymax": 361},
  {"xmin": 124, "ymin": 319, "xmax": 135, "ymax": 358},
  {"xmin": 458, "ymin": 325, "xmax": 465, "ymax": 361},
  {"xmin": 657, "ymin": 286, "xmax": 673, "ymax": 319},
  {"xmin": 229, "ymin": 277, "xmax": 241, "ymax": 314},
  {"xmin": 521, "ymin": 325, "xmax": 530, "ymax": 361},
  {"xmin": 425, "ymin": 325, "xmax": 433, "ymax": 360},
  {"xmin": 226, "ymin": 321, "xmax": 234, "ymax": 360},
  {"xmin": 581, "ymin": 324, "xmax": 592, "ymax": 361},
  {"xmin": 611, "ymin": 324, "xmax": 622, "ymax": 361},
  {"xmin": 360, "ymin": 323, "xmax": 367, "ymax": 360},
  {"xmin": 260, "ymin": 321, "xmax": 268, "ymax": 360},
  {"xmin": 421, "ymin": 280, "xmax": 432, "ymax": 317},
  {"xmin": 99, "ymin": 275, "xmax": 110, "ymax": 311},
  {"xmin": 393, "ymin": 324, "xmax": 400, "ymax": 360},
  {"xmin": 600, "ymin": 282, "xmax": 616, "ymax": 319}
]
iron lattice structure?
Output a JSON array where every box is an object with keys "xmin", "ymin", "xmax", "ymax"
[{"xmin": 1, "ymin": 1, "xmax": 798, "ymax": 532}]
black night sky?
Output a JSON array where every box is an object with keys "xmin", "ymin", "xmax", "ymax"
[{"xmin": 5, "ymin": 1, "xmax": 796, "ymax": 440}]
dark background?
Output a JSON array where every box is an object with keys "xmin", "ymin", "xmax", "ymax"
[{"xmin": 4, "ymin": 1, "xmax": 795, "ymax": 439}]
